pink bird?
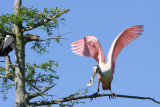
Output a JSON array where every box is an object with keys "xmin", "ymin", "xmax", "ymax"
[{"xmin": 71, "ymin": 25, "xmax": 144, "ymax": 96}]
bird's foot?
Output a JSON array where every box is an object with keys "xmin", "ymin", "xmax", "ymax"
[
  {"xmin": 93, "ymin": 92, "xmax": 99, "ymax": 96},
  {"xmin": 90, "ymin": 91, "xmax": 99, "ymax": 101},
  {"xmin": 109, "ymin": 93, "xmax": 116, "ymax": 100}
]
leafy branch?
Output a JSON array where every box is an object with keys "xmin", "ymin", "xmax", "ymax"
[
  {"xmin": 25, "ymin": 60, "xmax": 59, "ymax": 92},
  {"xmin": 23, "ymin": 8, "xmax": 69, "ymax": 32}
]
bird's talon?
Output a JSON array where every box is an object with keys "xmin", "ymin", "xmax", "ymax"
[
  {"xmin": 93, "ymin": 92, "xmax": 98, "ymax": 96},
  {"xmin": 90, "ymin": 98, "xmax": 93, "ymax": 102},
  {"xmin": 109, "ymin": 93, "xmax": 116, "ymax": 100},
  {"xmin": 109, "ymin": 95, "xmax": 111, "ymax": 100}
]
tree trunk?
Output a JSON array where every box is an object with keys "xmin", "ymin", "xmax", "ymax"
[{"xmin": 14, "ymin": 0, "xmax": 27, "ymax": 106}]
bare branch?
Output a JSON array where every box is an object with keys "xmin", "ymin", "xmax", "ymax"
[
  {"xmin": 0, "ymin": 74, "xmax": 8, "ymax": 79},
  {"xmin": 41, "ymin": 37, "xmax": 68, "ymax": 41},
  {"xmin": 26, "ymin": 82, "xmax": 41, "ymax": 91},
  {"xmin": 39, "ymin": 32, "xmax": 71, "ymax": 42},
  {"xmin": 0, "ymin": 73, "xmax": 14, "ymax": 81},
  {"xmin": 23, "ymin": 8, "xmax": 70, "ymax": 32},
  {"xmin": 29, "ymin": 93, "xmax": 160, "ymax": 106},
  {"xmin": 27, "ymin": 84, "xmax": 56, "ymax": 100},
  {"xmin": 2, "ymin": 56, "xmax": 15, "ymax": 81},
  {"xmin": 0, "ymin": 61, "xmax": 5, "ymax": 62},
  {"xmin": 5, "ymin": 56, "xmax": 10, "ymax": 75}
]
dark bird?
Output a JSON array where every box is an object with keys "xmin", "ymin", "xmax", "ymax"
[
  {"xmin": 0, "ymin": 34, "xmax": 43, "ymax": 56},
  {"xmin": 0, "ymin": 35, "xmax": 14, "ymax": 56}
]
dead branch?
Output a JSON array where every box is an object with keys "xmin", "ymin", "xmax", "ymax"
[
  {"xmin": 3, "ymin": 56, "xmax": 15, "ymax": 81},
  {"xmin": 29, "ymin": 93, "xmax": 160, "ymax": 106},
  {"xmin": 5, "ymin": 56, "xmax": 10, "ymax": 75}
]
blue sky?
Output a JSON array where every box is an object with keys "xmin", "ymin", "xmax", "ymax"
[{"xmin": 0, "ymin": 0, "xmax": 160, "ymax": 107}]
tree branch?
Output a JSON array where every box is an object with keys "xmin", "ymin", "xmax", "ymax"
[
  {"xmin": 23, "ymin": 8, "xmax": 70, "ymax": 32},
  {"xmin": 0, "ymin": 73, "xmax": 15, "ymax": 81},
  {"xmin": 0, "ymin": 61, "xmax": 5, "ymax": 62},
  {"xmin": 0, "ymin": 30, "xmax": 15, "ymax": 37},
  {"xmin": 5, "ymin": 56, "xmax": 10, "ymax": 75},
  {"xmin": 41, "ymin": 37, "xmax": 68, "ymax": 41},
  {"xmin": 4, "ymin": 56, "xmax": 15, "ymax": 81},
  {"xmin": 27, "ymin": 84, "xmax": 56, "ymax": 100},
  {"xmin": 0, "ymin": 74, "xmax": 9, "ymax": 79},
  {"xmin": 29, "ymin": 93, "xmax": 160, "ymax": 106}
]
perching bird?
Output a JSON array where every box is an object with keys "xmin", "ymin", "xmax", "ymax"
[
  {"xmin": 0, "ymin": 34, "xmax": 43, "ymax": 56},
  {"xmin": 71, "ymin": 25, "xmax": 144, "ymax": 96},
  {"xmin": 0, "ymin": 35, "xmax": 14, "ymax": 56}
]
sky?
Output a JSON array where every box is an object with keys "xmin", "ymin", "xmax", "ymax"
[{"xmin": 0, "ymin": 0, "xmax": 160, "ymax": 107}]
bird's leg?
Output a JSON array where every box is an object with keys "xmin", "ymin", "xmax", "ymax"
[
  {"xmin": 93, "ymin": 81, "xmax": 100, "ymax": 95},
  {"xmin": 108, "ymin": 84, "xmax": 116, "ymax": 100},
  {"xmin": 110, "ymin": 90, "xmax": 116, "ymax": 99},
  {"xmin": 87, "ymin": 68, "xmax": 97, "ymax": 86}
]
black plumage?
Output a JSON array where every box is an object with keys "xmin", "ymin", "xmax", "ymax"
[
  {"xmin": 0, "ymin": 34, "xmax": 42, "ymax": 56},
  {"xmin": 0, "ymin": 35, "xmax": 14, "ymax": 56}
]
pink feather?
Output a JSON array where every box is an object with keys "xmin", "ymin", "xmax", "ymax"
[
  {"xmin": 71, "ymin": 35, "xmax": 105, "ymax": 63},
  {"xmin": 107, "ymin": 25, "xmax": 144, "ymax": 73}
]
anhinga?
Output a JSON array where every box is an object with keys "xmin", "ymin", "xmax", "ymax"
[{"xmin": 0, "ymin": 34, "xmax": 43, "ymax": 56}]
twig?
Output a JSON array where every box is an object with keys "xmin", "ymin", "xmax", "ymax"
[
  {"xmin": 0, "ymin": 74, "xmax": 8, "ymax": 79},
  {"xmin": 27, "ymin": 82, "xmax": 41, "ymax": 91},
  {"xmin": 41, "ymin": 37, "xmax": 68, "ymax": 41},
  {"xmin": 0, "ymin": 74, "xmax": 14, "ymax": 81},
  {"xmin": 27, "ymin": 84, "xmax": 57, "ymax": 100},
  {"xmin": 0, "ymin": 61, "xmax": 5, "ymax": 62},
  {"xmin": 29, "ymin": 93, "xmax": 160, "ymax": 106}
]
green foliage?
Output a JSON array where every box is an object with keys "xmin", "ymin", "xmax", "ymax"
[
  {"xmin": 0, "ymin": 66, "xmax": 14, "ymax": 101},
  {"xmin": 31, "ymin": 41, "xmax": 49, "ymax": 54},
  {"xmin": 25, "ymin": 60, "xmax": 59, "ymax": 91},
  {"xmin": 0, "ymin": 6, "xmax": 65, "ymax": 33},
  {"xmin": 20, "ymin": 6, "xmax": 65, "ymax": 35},
  {"xmin": 0, "ymin": 14, "xmax": 15, "ymax": 32},
  {"xmin": 0, "ymin": 6, "xmax": 67, "ymax": 54},
  {"xmin": 0, "ymin": 60, "xmax": 59, "ymax": 100},
  {"xmin": 0, "ymin": 4, "xmax": 69, "ymax": 105}
]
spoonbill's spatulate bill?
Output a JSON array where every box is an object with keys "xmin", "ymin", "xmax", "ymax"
[{"xmin": 71, "ymin": 25, "xmax": 144, "ymax": 95}]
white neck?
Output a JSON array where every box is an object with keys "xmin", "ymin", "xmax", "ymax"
[{"xmin": 5, "ymin": 35, "xmax": 11, "ymax": 41}]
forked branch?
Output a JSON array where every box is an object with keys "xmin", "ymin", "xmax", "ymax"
[
  {"xmin": 29, "ymin": 93, "xmax": 160, "ymax": 106},
  {"xmin": 27, "ymin": 84, "xmax": 57, "ymax": 100}
]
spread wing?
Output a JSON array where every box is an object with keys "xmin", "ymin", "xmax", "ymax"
[
  {"xmin": 71, "ymin": 35, "xmax": 105, "ymax": 63},
  {"xmin": 107, "ymin": 25, "xmax": 144, "ymax": 73}
]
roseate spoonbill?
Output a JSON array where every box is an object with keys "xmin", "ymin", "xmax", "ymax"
[
  {"xmin": 0, "ymin": 34, "xmax": 43, "ymax": 56},
  {"xmin": 71, "ymin": 25, "xmax": 144, "ymax": 96}
]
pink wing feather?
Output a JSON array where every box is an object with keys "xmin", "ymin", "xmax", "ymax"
[
  {"xmin": 107, "ymin": 25, "xmax": 144, "ymax": 73},
  {"xmin": 71, "ymin": 35, "xmax": 105, "ymax": 63}
]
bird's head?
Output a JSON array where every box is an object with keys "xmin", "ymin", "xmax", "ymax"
[
  {"xmin": 93, "ymin": 65, "xmax": 101, "ymax": 74},
  {"xmin": 24, "ymin": 34, "xmax": 43, "ymax": 43}
]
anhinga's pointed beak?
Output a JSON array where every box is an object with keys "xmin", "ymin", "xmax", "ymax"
[{"xmin": 38, "ymin": 38, "xmax": 43, "ymax": 41}]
